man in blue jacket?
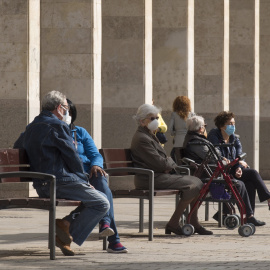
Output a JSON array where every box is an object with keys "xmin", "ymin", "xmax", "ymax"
[{"xmin": 14, "ymin": 90, "xmax": 110, "ymax": 256}]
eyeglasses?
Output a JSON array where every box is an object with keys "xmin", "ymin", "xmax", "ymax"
[
  {"xmin": 61, "ymin": 104, "xmax": 70, "ymax": 111},
  {"xmin": 149, "ymin": 116, "xmax": 159, "ymax": 121}
]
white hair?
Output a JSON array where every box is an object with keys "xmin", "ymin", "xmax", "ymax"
[
  {"xmin": 42, "ymin": 90, "xmax": 66, "ymax": 111},
  {"xmin": 133, "ymin": 104, "xmax": 161, "ymax": 125},
  {"xmin": 186, "ymin": 115, "xmax": 205, "ymax": 132}
]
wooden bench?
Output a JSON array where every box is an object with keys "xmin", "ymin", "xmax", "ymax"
[
  {"xmin": 99, "ymin": 148, "xmax": 190, "ymax": 242},
  {"xmin": 0, "ymin": 148, "xmax": 81, "ymax": 260}
]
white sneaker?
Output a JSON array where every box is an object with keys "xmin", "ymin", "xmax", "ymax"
[{"xmin": 99, "ymin": 227, "xmax": 115, "ymax": 237}]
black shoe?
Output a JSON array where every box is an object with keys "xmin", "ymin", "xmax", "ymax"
[
  {"xmin": 247, "ymin": 216, "xmax": 266, "ymax": 226},
  {"xmin": 165, "ymin": 224, "xmax": 183, "ymax": 235},
  {"xmin": 212, "ymin": 211, "xmax": 226, "ymax": 224},
  {"xmin": 194, "ymin": 226, "xmax": 213, "ymax": 235}
]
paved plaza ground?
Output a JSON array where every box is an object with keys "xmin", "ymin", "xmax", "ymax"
[{"xmin": 1, "ymin": 185, "xmax": 270, "ymax": 270}]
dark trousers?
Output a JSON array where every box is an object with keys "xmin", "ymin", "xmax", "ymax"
[
  {"xmin": 223, "ymin": 180, "xmax": 253, "ymax": 217},
  {"xmin": 239, "ymin": 168, "xmax": 270, "ymax": 212}
]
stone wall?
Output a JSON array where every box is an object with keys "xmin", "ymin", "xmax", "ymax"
[
  {"xmin": 41, "ymin": 0, "xmax": 93, "ymax": 133},
  {"xmin": 1, "ymin": 0, "xmax": 270, "ymax": 177},
  {"xmin": 102, "ymin": 0, "xmax": 146, "ymax": 148},
  {"xmin": 0, "ymin": 0, "xmax": 28, "ymax": 148}
]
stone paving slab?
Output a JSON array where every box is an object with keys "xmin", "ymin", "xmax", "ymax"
[{"xmin": 1, "ymin": 185, "xmax": 270, "ymax": 270}]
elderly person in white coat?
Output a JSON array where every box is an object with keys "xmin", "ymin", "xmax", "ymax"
[{"xmin": 130, "ymin": 104, "xmax": 213, "ymax": 236}]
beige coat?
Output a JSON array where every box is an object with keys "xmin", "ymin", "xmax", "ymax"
[{"xmin": 130, "ymin": 126, "xmax": 203, "ymax": 201}]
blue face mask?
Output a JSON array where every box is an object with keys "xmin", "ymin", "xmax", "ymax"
[{"xmin": 225, "ymin": 125, "xmax": 235, "ymax": 136}]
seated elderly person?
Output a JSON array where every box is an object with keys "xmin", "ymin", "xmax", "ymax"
[
  {"xmin": 130, "ymin": 104, "xmax": 213, "ymax": 235},
  {"xmin": 208, "ymin": 111, "xmax": 270, "ymax": 216},
  {"xmin": 183, "ymin": 115, "xmax": 265, "ymax": 226}
]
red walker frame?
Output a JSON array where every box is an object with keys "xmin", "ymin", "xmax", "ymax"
[{"xmin": 185, "ymin": 141, "xmax": 248, "ymax": 229}]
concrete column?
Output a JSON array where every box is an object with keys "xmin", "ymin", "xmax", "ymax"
[
  {"xmin": 260, "ymin": 0, "xmax": 270, "ymax": 178},
  {"xmin": 229, "ymin": 0, "xmax": 256, "ymax": 167},
  {"xmin": 194, "ymin": 0, "xmax": 224, "ymax": 129},
  {"xmin": 28, "ymin": 0, "xmax": 40, "ymax": 123},
  {"xmin": 0, "ymin": 0, "xmax": 28, "ymax": 147},
  {"xmin": 152, "ymin": 0, "xmax": 188, "ymax": 153},
  {"xmin": 102, "ymin": 0, "xmax": 148, "ymax": 148},
  {"xmin": 152, "ymin": 0, "xmax": 188, "ymax": 111},
  {"xmin": 40, "ymin": 0, "xmax": 95, "ymax": 139},
  {"xmin": 254, "ymin": 0, "xmax": 260, "ymax": 171},
  {"xmin": 91, "ymin": 0, "xmax": 102, "ymax": 148},
  {"xmin": 188, "ymin": 0, "xmax": 194, "ymax": 109},
  {"xmin": 145, "ymin": 0, "xmax": 152, "ymax": 105},
  {"xmin": 224, "ymin": 0, "xmax": 230, "ymax": 111}
]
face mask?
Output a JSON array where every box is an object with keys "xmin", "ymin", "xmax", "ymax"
[
  {"xmin": 58, "ymin": 107, "xmax": 72, "ymax": 125},
  {"xmin": 64, "ymin": 113, "xmax": 72, "ymax": 125},
  {"xmin": 147, "ymin": 119, "xmax": 159, "ymax": 131},
  {"xmin": 225, "ymin": 125, "xmax": 235, "ymax": 136}
]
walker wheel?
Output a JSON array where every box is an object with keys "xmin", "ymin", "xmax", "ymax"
[
  {"xmin": 247, "ymin": 223, "xmax": 256, "ymax": 235},
  {"xmin": 234, "ymin": 214, "xmax": 241, "ymax": 223},
  {"xmin": 238, "ymin": 224, "xmax": 252, "ymax": 237},
  {"xmin": 180, "ymin": 214, "xmax": 187, "ymax": 227},
  {"xmin": 182, "ymin": 224, "xmax": 194, "ymax": 236},
  {"xmin": 224, "ymin": 215, "xmax": 240, "ymax": 230}
]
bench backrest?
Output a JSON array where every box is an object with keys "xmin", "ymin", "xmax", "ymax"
[
  {"xmin": 99, "ymin": 148, "xmax": 134, "ymax": 177},
  {"xmin": 0, "ymin": 148, "xmax": 30, "ymax": 183},
  {"xmin": 99, "ymin": 148, "xmax": 133, "ymax": 169}
]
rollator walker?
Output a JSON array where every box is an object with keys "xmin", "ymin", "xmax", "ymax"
[{"xmin": 181, "ymin": 140, "xmax": 255, "ymax": 237}]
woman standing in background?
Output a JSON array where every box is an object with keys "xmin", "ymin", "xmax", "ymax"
[{"xmin": 169, "ymin": 96, "xmax": 194, "ymax": 160}]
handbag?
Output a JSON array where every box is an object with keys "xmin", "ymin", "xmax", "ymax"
[
  {"xmin": 156, "ymin": 131, "xmax": 168, "ymax": 144},
  {"xmin": 209, "ymin": 183, "xmax": 231, "ymax": 200}
]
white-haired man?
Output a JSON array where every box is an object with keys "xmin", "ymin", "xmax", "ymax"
[{"xmin": 14, "ymin": 90, "xmax": 110, "ymax": 256}]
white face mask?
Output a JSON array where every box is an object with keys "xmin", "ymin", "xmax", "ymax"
[
  {"xmin": 64, "ymin": 113, "xmax": 72, "ymax": 125},
  {"xmin": 58, "ymin": 106, "xmax": 72, "ymax": 125},
  {"xmin": 147, "ymin": 119, "xmax": 159, "ymax": 131}
]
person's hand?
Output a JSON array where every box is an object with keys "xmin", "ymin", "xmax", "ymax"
[
  {"xmin": 239, "ymin": 160, "xmax": 248, "ymax": 168},
  {"xmin": 235, "ymin": 167, "xmax": 242, "ymax": 178},
  {"xmin": 223, "ymin": 157, "xmax": 230, "ymax": 164},
  {"xmin": 90, "ymin": 165, "xmax": 106, "ymax": 178}
]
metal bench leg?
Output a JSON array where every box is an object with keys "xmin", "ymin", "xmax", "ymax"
[
  {"xmin": 49, "ymin": 206, "xmax": 56, "ymax": 259},
  {"xmin": 205, "ymin": 201, "xmax": 209, "ymax": 221},
  {"xmin": 218, "ymin": 202, "xmax": 223, "ymax": 227},
  {"xmin": 177, "ymin": 194, "xmax": 185, "ymax": 226},
  {"xmin": 103, "ymin": 237, "xmax": 107, "ymax": 250},
  {"xmin": 149, "ymin": 196, "xmax": 153, "ymax": 241},
  {"xmin": 175, "ymin": 194, "xmax": 180, "ymax": 209},
  {"xmin": 49, "ymin": 179, "xmax": 56, "ymax": 260},
  {"xmin": 139, "ymin": 198, "xmax": 144, "ymax": 232},
  {"xmin": 180, "ymin": 205, "xmax": 190, "ymax": 226}
]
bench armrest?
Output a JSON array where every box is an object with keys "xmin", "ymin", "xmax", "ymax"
[
  {"xmin": 0, "ymin": 171, "xmax": 55, "ymax": 182},
  {"xmin": 0, "ymin": 171, "xmax": 56, "ymax": 210},
  {"xmin": 174, "ymin": 166, "xmax": 190, "ymax": 176}
]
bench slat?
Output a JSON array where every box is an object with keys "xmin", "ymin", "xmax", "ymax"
[
  {"xmin": 8, "ymin": 198, "xmax": 29, "ymax": 205},
  {"xmin": 0, "ymin": 198, "xmax": 81, "ymax": 208},
  {"xmin": 113, "ymin": 190, "xmax": 131, "ymax": 195}
]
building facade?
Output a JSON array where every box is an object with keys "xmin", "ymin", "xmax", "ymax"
[{"xmin": 1, "ymin": 0, "xmax": 270, "ymax": 177}]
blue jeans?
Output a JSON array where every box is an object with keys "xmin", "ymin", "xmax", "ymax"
[
  {"xmin": 89, "ymin": 173, "xmax": 120, "ymax": 245},
  {"xmin": 35, "ymin": 179, "xmax": 110, "ymax": 246}
]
